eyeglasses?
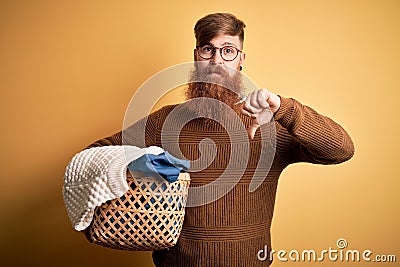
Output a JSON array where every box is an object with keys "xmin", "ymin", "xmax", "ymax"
[{"xmin": 196, "ymin": 44, "xmax": 242, "ymax": 61}]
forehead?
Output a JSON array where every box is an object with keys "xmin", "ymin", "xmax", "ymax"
[{"xmin": 208, "ymin": 35, "xmax": 241, "ymax": 47}]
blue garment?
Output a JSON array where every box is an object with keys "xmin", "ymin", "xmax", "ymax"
[{"xmin": 127, "ymin": 151, "xmax": 190, "ymax": 182}]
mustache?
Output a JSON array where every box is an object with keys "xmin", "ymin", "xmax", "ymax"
[
  {"xmin": 204, "ymin": 64, "xmax": 228, "ymax": 76},
  {"xmin": 190, "ymin": 65, "xmax": 230, "ymax": 85}
]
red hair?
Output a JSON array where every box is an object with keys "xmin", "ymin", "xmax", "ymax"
[{"xmin": 194, "ymin": 13, "xmax": 246, "ymax": 47}]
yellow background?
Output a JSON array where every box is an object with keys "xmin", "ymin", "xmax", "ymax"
[{"xmin": 1, "ymin": 0, "xmax": 399, "ymax": 266}]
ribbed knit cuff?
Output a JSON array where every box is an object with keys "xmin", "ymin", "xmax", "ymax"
[
  {"xmin": 273, "ymin": 96, "xmax": 294, "ymax": 121},
  {"xmin": 273, "ymin": 97, "xmax": 303, "ymax": 132}
]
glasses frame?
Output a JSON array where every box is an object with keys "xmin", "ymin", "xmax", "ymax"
[{"xmin": 196, "ymin": 44, "xmax": 242, "ymax": 62}]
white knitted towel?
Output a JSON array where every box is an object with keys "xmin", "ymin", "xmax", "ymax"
[{"xmin": 62, "ymin": 145, "xmax": 164, "ymax": 231}]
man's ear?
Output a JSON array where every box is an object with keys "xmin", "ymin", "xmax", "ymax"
[{"xmin": 239, "ymin": 52, "xmax": 246, "ymax": 68}]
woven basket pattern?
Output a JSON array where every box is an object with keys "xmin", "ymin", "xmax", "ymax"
[{"xmin": 89, "ymin": 172, "xmax": 190, "ymax": 251}]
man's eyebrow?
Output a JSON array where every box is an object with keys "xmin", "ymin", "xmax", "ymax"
[
  {"xmin": 206, "ymin": 41, "xmax": 238, "ymax": 47},
  {"xmin": 221, "ymin": 42, "xmax": 237, "ymax": 46}
]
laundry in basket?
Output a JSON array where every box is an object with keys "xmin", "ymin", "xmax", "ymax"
[
  {"xmin": 63, "ymin": 145, "xmax": 190, "ymax": 250},
  {"xmin": 89, "ymin": 171, "xmax": 190, "ymax": 251}
]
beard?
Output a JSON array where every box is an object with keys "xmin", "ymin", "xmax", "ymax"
[{"xmin": 184, "ymin": 63, "xmax": 245, "ymax": 121}]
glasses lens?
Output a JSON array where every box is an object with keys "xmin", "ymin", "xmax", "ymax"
[
  {"xmin": 221, "ymin": 46, "xmax": 238, "ymax": 61},
  {"xmin": 198, "ymin": 45, "xmax": 214, "ymax": 59}
]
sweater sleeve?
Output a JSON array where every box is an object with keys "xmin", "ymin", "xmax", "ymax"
[
  {"xmin": 274, "ymin": 96, "xmax": 355, "ymax": 165},
  {"xmin": 86, "ymin": 131, "xmax": 123, "ymax": 148}
]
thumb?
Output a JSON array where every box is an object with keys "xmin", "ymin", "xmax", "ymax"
[{"xmin": 247, "ymin": 124, "xmax": 258, "ymax": 139}]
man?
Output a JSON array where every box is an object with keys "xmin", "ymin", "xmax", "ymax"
[{"xmin": 84, "ymin": 13, "xmax": 354, "ymax": 266}]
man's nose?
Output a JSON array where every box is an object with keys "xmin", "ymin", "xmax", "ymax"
[{"xmin": 210, "ymin": 49, "xmax": 224, "ymax": 64}]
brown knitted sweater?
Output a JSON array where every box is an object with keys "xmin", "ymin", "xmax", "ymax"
[{"xmin": 85, "ymin": 97, "xmax": 354, "ymax": 266}]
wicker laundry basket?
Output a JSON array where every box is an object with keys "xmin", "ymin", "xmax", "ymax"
[{"xmin": 89, "ymin": 172, "xmax": 190, "ymax": 251}]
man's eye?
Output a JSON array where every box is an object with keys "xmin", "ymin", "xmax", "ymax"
[
  {"xmin": 223, "ymin": 47, "xmax": 234, "ymax": 54},
  {"xmin": 202, "ymin": 46, "xmax": 213, "ymax": 53}
]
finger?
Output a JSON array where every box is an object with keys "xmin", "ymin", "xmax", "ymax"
[
  {"xmin": 261, "ymin": 88, "xmax": 279, "ymax": 109},
  {"xmin": 260, "ymin": 88, "xmax": 270, "ymax": 100},
  {"xmin": 256, "ymin": 90, "xmax": 271, "ymax": 109},
  {"xmin": 247, "ymin": 125, "xmax": 258, "ymax": 140},
  {"xmin": 240, "ymin": 108, "xmax": 257, "ymax": 118},
  {"xmin": 243, "ymin": 99, "xmax": 261, "ymax": 114},
  {"xmin": 249, "ymin": 89, "xmax": 260, "ymax": 109},
  {"xmin": 243, "ymin": 90, "xmax": 252, "ymax": 107},
  {"xmin": 240, "ymin": 108, "xmax": 251, "ymax": 117}
]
